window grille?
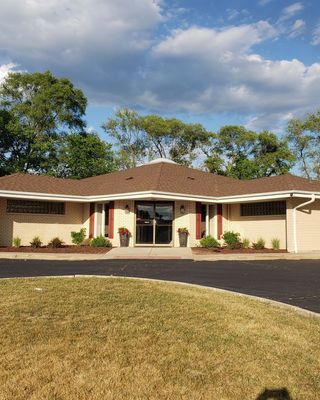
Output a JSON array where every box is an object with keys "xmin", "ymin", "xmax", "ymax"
[
  {"xmin": 7, "ymin": 199, "xmax": 65, "ymax": 215},
  {"xmin": 240, "ymin": 201, "xmax": 286, "ymax": 217}
]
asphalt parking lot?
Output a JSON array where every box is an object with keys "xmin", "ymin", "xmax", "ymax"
[{"xmin": 0, "ymin": 258, "xmax": 319, "ymax": 313}]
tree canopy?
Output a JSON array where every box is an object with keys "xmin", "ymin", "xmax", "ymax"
[
  {"xmin": 287, "ymin": 110, "xmax": 320, "ymax": 179},
  {"xmin": 102, "ymin": 108, "xmax": 212, "ymax": 168},
  {"xmin": 4, "ymin": 70, "xmax": 320, "ymax": 181},
  {"xmin": 0, "ymin": 71, "xmax": 87, "ymax": 175},
  {"xmin": 205, "ymin": 126, "xmax": 295, "ymax": 179},
  {"xmin": 50, "ymin": 132, "xmax": 118, "ymax": 179}
]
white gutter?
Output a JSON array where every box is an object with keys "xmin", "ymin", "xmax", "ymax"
[
  {"xmin": 292, "ymin": 194, "xmax": 316, "ymax": 254},
  {"xmin": 0, "ymin": 188, "xmax": 319, "ymax": 204},
  {"xmin": 1, "ymin": 188, "xmax": 319, "ymax": 204}
]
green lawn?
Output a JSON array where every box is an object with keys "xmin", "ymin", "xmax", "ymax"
[{"xmin": 0, "ymin": 277, "xmax": 319, "ymax": 399}]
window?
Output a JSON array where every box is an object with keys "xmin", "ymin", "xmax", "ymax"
[
  {"xmin": 201, "ymin": 204, "xmax": 206, "ymax": 222},
  {"xmin": 240, "ymin": 201, "xmax": 286, "ymax": 217},
  {"xmin": 7, "ymin": 199, "xmax": 65, "ymax": 215}
]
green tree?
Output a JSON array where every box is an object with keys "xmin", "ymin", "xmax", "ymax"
[
  {"xmin": 51, "ymin": 132, "xmax": 118, "ymax": 179},
  {"xmin": 102, "ymin": 108, "xmax": 146, "ymax": 169},
  {"xmin": 287, "ymin": 110, "xmax": 320, "ymax": 179},
  {"xmin": 0, "ymin": 71, "xmax": 87, "ymax": 175},
  {"xmin": 103, "ymin": 108, "xmax": 212, "ymax": 168},
  {"xmin": 140, "ymin": 115, "xmax": 212, "ymax": 165},
  {"xmin": 205, "ymin": 126, "xmax": 294, "ymax": 179},
  {"xmin": 252, "ymin": 131, "xmax": 295, "ymax": 177}
]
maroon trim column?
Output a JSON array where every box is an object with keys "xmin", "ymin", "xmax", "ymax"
[
  {"xmin": 89, "ymin": 203, "xmax": 95, "ymax": 238},
  {"xmin": 196, "ymin": 202, "xmax": 202, "ymax": 240},
  {"xmin": 108, "ymin": 201, "xmax": 114, "ymax": 239}
]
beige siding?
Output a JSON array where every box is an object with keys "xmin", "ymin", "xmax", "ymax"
[
  {"xmin": 174, "ymin": 201, "xmax": 196, "ymax": 247},
  {"xmin": 108, "ymin": 200, "xmax": 197, "ymax": 247},
  {"xmin": 227, "ymin": 203, "xmax": 287, "ymax": 249},
  {"xmin": 287, "ymin": 198, "xmax": 320, "ymax": 252},
  {"xmin": 110, "ymin": 200, "xmax": 135, "ymax": 247},
  {"xmin": 0, "ymin": 198, "xmax": 85, "ymax": 246}
]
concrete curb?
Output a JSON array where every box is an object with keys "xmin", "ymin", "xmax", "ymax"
[
  {"xmin": 2, "ymin": 274, "xmax": 319, "ymax": 319},
  {"xmin": 0, "ymin": 252, "xmax": 110, "ymax": 261},
  {"xmin": 193, "ymin": 253, "xmax": 320, "ymax": 261},
  {"xmin": 0, "ymin": 251, "xmax": 320, "ymax": 262}
]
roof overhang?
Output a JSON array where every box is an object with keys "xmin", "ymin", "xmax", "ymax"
[{"xmin": 0, "ymin": 189, "xmax": 319, "ymax": 203}]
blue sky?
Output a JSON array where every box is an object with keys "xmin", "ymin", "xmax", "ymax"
[{"xmin": 1, "ymin": 0, "xmax": 320, "ymax": 137}]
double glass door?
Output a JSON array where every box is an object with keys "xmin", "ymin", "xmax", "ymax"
[{"xmin": 136, "ymin": 202, "xmax": 173, "ymax": 245}]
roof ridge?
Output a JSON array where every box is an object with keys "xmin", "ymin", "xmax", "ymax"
[{"xmin": 154, "ymin": 162, "xmax": 164, "ymax": 191}]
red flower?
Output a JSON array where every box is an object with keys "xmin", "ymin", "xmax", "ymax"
[{"xmin": 118, "ymin": 227, "xmax": 130, "ymax": 235}]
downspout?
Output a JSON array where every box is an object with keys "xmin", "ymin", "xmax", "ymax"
[{"xmin": 292, "ymin": 194, "xmax": 316, "ymax": 253}]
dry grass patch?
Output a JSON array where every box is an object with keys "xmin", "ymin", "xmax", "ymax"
[{"xmin": 0, "ymin": 277, "xmax": 319, "ymax": 400}]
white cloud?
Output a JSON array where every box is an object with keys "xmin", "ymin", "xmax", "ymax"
[
  {"xmin": 0, "ymin": 63, "xmax": 17, "ymax": 84},
  {"xmin": 154, "ymin": 22, "xmax": 277, "ymax": 57},
  {"xmin": 148, "ymin": 24, "xmax": 320, "ymax": 129},
  {"xmin": 0, "ymin": 0, "xmax": 163, "ymax": 102},
  {"xmin": 0, "ymin": 1, "xmax": 318, "ymax": 131},
  {"xmin": 288, "ymin": 19, "xmax": 306, "ymax": 38},
  {"xmin": 280, "ymin": 2, "xmax": 304, "ymax": 21},
  {"xmin": 226, "ymin": 9, "xmax": 240, "ymax": 21},
  {"xmin": 311, "ymin": 24, "xmax": 320, "ymax": 45},
  {"xmin": 259, "ymin": 0, "xmax": 274, "ymax": 5}
]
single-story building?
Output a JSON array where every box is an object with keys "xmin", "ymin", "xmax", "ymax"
[{"xmin": 0, "ymin": 158, "xmax": 320, "ymax": 253}]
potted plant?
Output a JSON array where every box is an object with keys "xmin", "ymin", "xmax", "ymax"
[
  {"xmin": 118, "ymin": 227, "xmax": 130, "ymax": 247},
  {"xmin": 177, "ymin": 227, "xmax": 188, "ymax": 247}
]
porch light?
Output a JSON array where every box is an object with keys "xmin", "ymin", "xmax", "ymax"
[
  {"xmin": 180, "ymin": 205, "xmax": 185, "ymax": 214},
  {"xmin": 125, "ymin": 204, "xmax": 130, "ymax": 213}
]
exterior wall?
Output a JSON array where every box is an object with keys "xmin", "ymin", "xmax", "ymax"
[
  {"xmin": 0, "ymin": 198, "xmax": 85, "ymax": 246},
  {"xmin": 108, "ymin": 200, "xmax": 197, "ymax": 247},
  {"xmin": 287, "ymin": 198, "xmax": 320, "ymax": 252},
  {"xmin": 227, "ymin": 203, "xmax": 287, "ymax": 249},
  {"xmin": 82, "ymin": 203, "xmax": 90, "ymax": 238},
  {"xmin": 174, "ymin": 201, "xmax": 196, "ymax": 247},
  {"xmin": 111, "ymin": 200, "xmax": 135, "ymax": 247}
]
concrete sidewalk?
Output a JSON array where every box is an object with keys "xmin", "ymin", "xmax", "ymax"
[
  {"xmin": 0, "ymin": 248, "xmax": 319, "ymax": 261},
  {"xmin": 0, "ymin": 247, "xmax": 193, "ymax": 260},
  {"xmin": 104, "ymin": 247, "xmax": 193, "ymax": 260},
  {"xmin": 193, "ymin": 252, "xmax": 320, "ymax": 261}
]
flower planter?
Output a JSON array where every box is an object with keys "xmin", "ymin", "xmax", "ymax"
[
  {"xmin": 179, "ymin": 232, "xmax": 188, "ymax": 247},
  {"xmin": 119, "ymin": 234, "xmax": 129, "ymax": 247}
]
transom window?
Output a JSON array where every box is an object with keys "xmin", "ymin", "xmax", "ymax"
[
  {"xmin": 7, "ymin": 199, "xmax": 65, "ymax": 215},
  {"xmin": 240, "ymin": 201, "xmax": 286, "ymax": 217}
]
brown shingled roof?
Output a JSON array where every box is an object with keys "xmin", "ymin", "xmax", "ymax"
[
  {"xmin": 0, "ymin": 162, "xmax": 320, "ymax": 199},
  {"xmin": 0, "ymin": 173, "xmax": 83, "ymax": 196},
  {"xmin": 80, "ymin": 162, "xmax": 237, "ymax": 197}
]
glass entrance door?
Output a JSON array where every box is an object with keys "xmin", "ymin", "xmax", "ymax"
[{"xmin": 136, "ymin": 202, "xmax": 173, "ymax": 245}]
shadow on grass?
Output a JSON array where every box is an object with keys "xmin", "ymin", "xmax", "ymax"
[{"xmin": 256, "ymin": 388, "xmax": 292, "ymax": 400}]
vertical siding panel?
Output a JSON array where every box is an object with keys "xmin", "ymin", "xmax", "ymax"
[
  {"xmin": 108, "ymin": 201, "xmax": 114, "ymax": 239},
  {"xmin": 217, "ymin": 204, "xmax": 223, "ymax": 239},
  {"xmin": 89, "ymin": 203, "xmax": 95, "ymax": 238},
  {"xmin": 196, "ymin": 202, "xmax": 202, "ymax": 240}
]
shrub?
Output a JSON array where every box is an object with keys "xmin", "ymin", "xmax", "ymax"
[
  {"xmin": 12, "ymin": 237, "xmax": 22, "ymax": 248},
  {"xmin": 30, "ymin": 236, "xmax": 42, "ymax": 248},
  {"xmin": 48, "ymin": 237, "xmax": 64, "ymax": 248},
  {"xmin": 90, "ymin": 236, "xmax": 112, "ymax": 247},
  {"xmin": 200, "ymin": 235, "xmax": 220, "ymax": 248},
  {"xmin": 252, "ymin": 238, "xmax": 266, "ymax": 250},
  {"xmin": 242, "ymin": 238, "xmax": 250, "ymax": 249},
  {"xmin": 222, "ymin": 231, "xmax": 242, "ymax": 249},
  {"xmin": 271, "ymin": 238, "xmax": 280, "ymax": 250},
  {"xmin": 71, "ymin": 228, "xmax": 86, "ymax": 246}
]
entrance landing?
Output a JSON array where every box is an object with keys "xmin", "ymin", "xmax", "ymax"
[{"xmin": 104, "ymin": 247, "xmax": 193, "ymax": 260}]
